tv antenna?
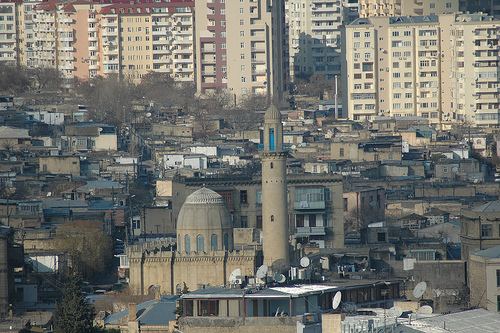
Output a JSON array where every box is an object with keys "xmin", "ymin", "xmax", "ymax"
[
  {"xmin": 229, "ymin": 268, "xmax": 242, "ymax": 285},
  {"xmin": 413, "ymin": 281, "xmax": 427, "ymax": 299},
  {"xmin": 332, "ymin": 291, "xmax": 342, "ymax": 310},
  {"xmin": 418, "ymin": 305, "xmax": 433, "ymax": 315},
  {"xmin": 273, "ymin": 273, "xmax": 286, "ymax": 283},
  {"xmin": 300, "ymin": 256, "xmax": 310, "ymax": 268},
  {"xmin": 256, "ymin": 265, "xmax": 268, "ymax": 280},
  {"xmin": 387, "ymin": 306, "xmax": 403, "ymax": 318}
]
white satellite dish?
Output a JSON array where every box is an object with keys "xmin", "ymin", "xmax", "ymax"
[
  {"xmin": 413, "ymin": 281, "xmax": 427, "ymax": 299},
  {"xmin": 387, "ymin": 306, "xmax": 403, "ymax": 318},
  {"xmin": 300, "ymin": 257, "xmax": 310, "ymax": 268},
  {"xmin": 98, "ymin": 127, "xmax": 103, "ymax": 132},
  {"xmin": 146, "ymin": 112, "xmax": 152, "ymax": 117},
  {"xmin": 418, "ymin": 305, "xmax": 433, "ymax": 314},
  {"xmin": 332, "ymin": 291, "xmax": 342, "ymax": 310},
  {"xmin": 274, "ymin": 273, "xmax": 286, "ymax": 283},
  {"xmin": 256, "ymin": 265, "xmax": 268, "ymax": 279},
  {"xmin": 229, "ymin": 268, "xmax": 242, "ymax": 284}
]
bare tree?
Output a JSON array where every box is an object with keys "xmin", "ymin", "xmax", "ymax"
[{"xmin": 77, "ymin": 75, "xmax": 138, "ymax": 126}]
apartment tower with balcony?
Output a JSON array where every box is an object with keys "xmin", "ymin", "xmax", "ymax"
[
  {"xmin": 286, "ymin": 0, "xmax": 359, "ymax": 81},
  {"xmin": 195, "ymin": 0, "xmax": 285, "ymax": 102},
  {"xmin": 342, "ymin": 13, "xmax": 500, "ymax": 128}
]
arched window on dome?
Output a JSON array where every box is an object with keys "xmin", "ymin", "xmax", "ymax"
[
  {"xmin": 224, "ymin": 233, "xmax": 229, "ymax": 251},
  {"xmin": 185, "ymin": 234, "xmax": 191, "ymax": 253},
  {"xmin": 211, "ymin": 234, "xmax": 218, "ymax": 251},
  {"xmin": 197, "ymin": 234, "xmax": 205, "ymax": 253}
]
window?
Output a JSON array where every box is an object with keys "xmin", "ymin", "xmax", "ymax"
[
  {"xmin": 496, "ymin": 270, "xmax": 500, "ymax": 287},
  {"xmin": 240, "ymin": 190, "xmax": 248, "ymax": 204},
  {"xmin": 271, "ymin": 215, "xmax": 274, "ymax": 222},
  {"xmin": 224, "ymin": 233, "xmax": 229, "ymax": 250},
  {"xmin": 241, "ymin": 216, "xmax": 248, "ymax": 228},
  {"xmin": 240, "ymin": 31, "xmax": 244, "ymax": 37},
  {"xmin": 296, "ymin": 215, "xmax": 304, "ymax": 227},
  {"xmin": 211, "ymin": 234, "xmax": 218, "ymax": 251},
  {"xmin": 482, "ymin": 224, "xmax": 492, "ymax": 237},
  {"xmin": 364, "ymin": 32, "xmax": 370, "ymax": 38},
  {"xmin": 240, "ymin": 42, "xmax": 245, "ymax": 48},
  {"xmin": 343, "ymin": 198, "xmax": 348, "ymax": 212},
  {"xmin": 378, "ymin": 232, "xmax": 386, "ymax": 242},
  {"xmin": 340, "ymin": 148, "xmax": 344, "ymax": 157},
  {"xmin": 256, "ymin": 190, "xmax": 262, "ymax": 204},
  {"xmin": 197, "ymin": 234, "xmax": 205, "ymax": 252},
  {"xmin": 241, "ymin": 77, "xmax": 246, "ymax": 82},
  {"xmin": 256, "ymin": 215, "xmax": 262, "ymax": 229},
  {"xmin": 185, "ymin": 234, "xmax": 191, "ymax": 253}
]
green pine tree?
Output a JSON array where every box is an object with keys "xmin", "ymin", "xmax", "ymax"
[{"xmin": 54, "ymin": 273, "xmax": 96, "ymax": 333}]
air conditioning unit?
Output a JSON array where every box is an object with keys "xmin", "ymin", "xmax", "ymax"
[{"xmin": 235, "ymin": 279, "xmax": 243, "ymax": 284}]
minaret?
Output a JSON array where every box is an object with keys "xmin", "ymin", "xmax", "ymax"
[{"xmin": 261, "ymin": 105, "xmax": 289, "ymax": 268}]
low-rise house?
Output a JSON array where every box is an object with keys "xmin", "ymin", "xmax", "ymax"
[
  {"xmin": 164, "ymin": 153, "xmax": 208, "ymax": 170},
  {"xmin": 468, "ymin": 245, "xmax": 500, "ymax": 312},
  {"xmin": 424, "ymin": 208, "xmax": 450, "ymax": 225},
  {"xmin": 401, "ymin": 213, "xmax": 428, "ymax": 231},
  {"xmin": 0, "ymin": 126, "xmax": 32, "ymax": 152},
  {"xmin": 101, "ymin": 295, "xmax": 179, "ymax": 332},
  {"xmin": 62, "ymin": 123, "xmax": 117, "ymax": 153},
  {"xmin": 331, "ymin": 137, "xmax": 402, "ymax": 162},
  {"xmin": 39, "ymin": 156, "xmax": 80, "ymax": 176}
]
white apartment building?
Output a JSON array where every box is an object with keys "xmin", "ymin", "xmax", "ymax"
[
  {"xmin": 286, "ymin": 0, "xmax": 359, "ymax": 81},
  {"xmin": 195, "ymin": 0, "xmax": 285, "ymax": 102},
  {"xmin": 342, "ymin": 13, "xmax": 500, "ymax": 128}
]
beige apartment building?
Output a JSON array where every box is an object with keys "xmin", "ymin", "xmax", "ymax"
[
  {"xmin": 342, "ymin": 13, "xmax": 500, "ymax": 127},
  {"xmin": 195, "ymin": 0, "xmax": 285, "ymax": 102},
  {"xmin": 99, "ymin": 2, "xmax": 194, "ymax": 83},
  {"xmin": 285, "ymin": 0, "xmax": 359, "ymax": 81},
  {"xmin": 359, "ymin": 0, "xmax": 458, "ymax": 18}
]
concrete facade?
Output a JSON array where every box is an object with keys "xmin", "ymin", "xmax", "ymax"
[{"xmin": 38, "ymin": 156, "xmax": 80, "ymax": 175}]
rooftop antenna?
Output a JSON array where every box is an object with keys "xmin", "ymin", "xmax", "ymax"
[
  {"xmin": 413, "ymin": 281, "xmax": 427, "ymax": 299},
  {"xmin": 332, "ymin": 291, "xmax": 342, "ymax": 310},
  {"xmin": 256, "ymin": 264, "xmax": 268, "ymax": 281},
  {"xmin": 418, "ymin": 305, "xmax": 433, "ymax": 315},
  {"xmin": 229, "ymin": 268, "xmax": 243, "ymax": 285},
  {"xmin": 300, "ymin": 256, "xmax": 310, "ymax": 268},
  {"xmin": 273, "ymin": 273, "xmax": 286, "ymax": 284},
  {"xmin": 387, "ymin": 306, "xmax": 403, "ymax": 318}
]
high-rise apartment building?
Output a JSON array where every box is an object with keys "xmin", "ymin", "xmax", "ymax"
[
  {"xmin": 285, "ymin": 0, "xmax": 359, "ymax": 81},
  {"xmin": 342, "ymin": 13, "xmax": 500, "ymax": 127},
  {"xmin": 99, "ymin": 2, "xmax": 194, "ymax": 82},
  {"xmin": 194, "ymin": 0, "xmax": 285, "ymax": 101},
  {"xmin": 359, "ymin": 0, "xmax": 459, "ymax": 18},
  {"xmin": 0, "ymin": 0, "xmax": 21, "ymax": 65}
]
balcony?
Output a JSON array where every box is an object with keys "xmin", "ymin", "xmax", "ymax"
[
  {"xmin": 152, "ymin": 58, "xmax": 172, "ymax": 64},
  {"xmin": 202, "ymin": 71, "xmax": 216, "ymax": 75},
  {"xmin": 201, "ymin": 58, "xmax": 216, "ymax": 64},
  {"xmin": 251, "ymin": 46, "xmax": 266, "ymax": 52},
  {"xmin": 294, "ymin": 226, "xmax": 326, "ymax": 237},
  {"xmin": 201, "ymin": 48, "xmax": 216, "ymax": 53},
  {"xmin": 251, "ymin": 58, "xmax": 265, "ymax": 64}
]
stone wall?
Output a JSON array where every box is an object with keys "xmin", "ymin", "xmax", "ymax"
[{"xmin": 179, "ymin": 316, "xmax": 300, "ymax": 333}]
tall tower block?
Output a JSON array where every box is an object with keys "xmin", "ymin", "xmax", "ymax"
[{"xmin": 261, "ymin": 105, "xmax": 289, "ymax": 268}]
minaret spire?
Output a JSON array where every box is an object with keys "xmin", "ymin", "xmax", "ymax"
[{"xmin": 261, "ymin": 105, "xmax": 289, "ymax": 270}]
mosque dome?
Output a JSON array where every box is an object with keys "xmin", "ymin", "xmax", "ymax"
[
  {"xmin": 177, "ymin": 187, "xmax": 233, "ymax": 253},
  {"xmin": 264, "ymin": 105, "xmax": 281, "ymax": 120}
]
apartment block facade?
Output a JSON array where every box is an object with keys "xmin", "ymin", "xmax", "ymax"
[
  {"xmin": 99, "ymin": 1, "xmax": 194, "ymax": 82},
  {"xmin": 359, "ymin": 0, "xmax": 459, "ymax": 18},
  {"xmin": 194, "ymin": 0, "xmax": 285, "ymax": 101},
  {"xmin": 342, "ymin": 13, "xmax": 500, "ymax": 127},
  {"xmin": 285, "ymin": 0, "xmax": 359, "ymax": 81}
]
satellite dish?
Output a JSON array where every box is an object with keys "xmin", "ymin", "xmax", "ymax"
[
  {"xmin": 300, "ymin": 257, "xmax": 310, "ymax": 268},
  {"xmin": 98, "ymin": 127, "xmax": 103, "ymax": 132},
  {"xmin": 369, "ymin": 201, "xmax": 376, "ymax": 207},
  {"xmin": 387, "ymin": 306, "xmax": 403, "ymax": 318},
  {"xmin": 418, "ymin": 305, "xmax": 433, "ymax": 314},
  {"xmin": 146, "ymin": 112, "xmax": 152, "ymax": 117},
  {"xmin": 413, "ymin": 281, "xmax": 427, "ymax": 299},
  {"xmin": 332, "ymin": 291, "xmax": 342, "ymax": 310},
  {"xmin": 229, "ymin": 268, "xmax": 242, "ymax": 284},
  {"xmin": 274, "ymin": 273, "xmax": 286, "ymax": 283},
  {"xmin": 256, "ymin": 265, "xmax": 268, "ymax": 279}
]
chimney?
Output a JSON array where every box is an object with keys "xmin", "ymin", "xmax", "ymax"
[{"xmin": 128, "ymin": 303, "xmax": 137, "ymax": 321}]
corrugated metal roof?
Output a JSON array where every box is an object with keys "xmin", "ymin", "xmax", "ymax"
[{"xmin": 104, "ymin": 296, "xmax": 178, "ymax": 325}]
